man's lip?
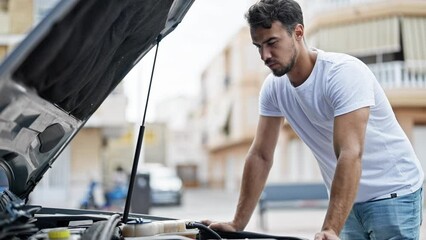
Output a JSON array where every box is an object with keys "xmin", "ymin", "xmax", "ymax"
[{"xmin": 266, "ymin": 62, "xmax": 278, "ymax": 68}]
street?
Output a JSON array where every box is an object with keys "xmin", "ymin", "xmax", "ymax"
[
  {"xmin": 150, "ymin": 187, "xmax": 426, "ymax": 240},
  {"xmin": 150, "ymin": 188, "xmax": 328, "ymax": 239}
]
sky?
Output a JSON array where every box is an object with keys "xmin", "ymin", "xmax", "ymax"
[{"xmin": 124, "ymin": 0, "xmax": 251, "ymax": 123}]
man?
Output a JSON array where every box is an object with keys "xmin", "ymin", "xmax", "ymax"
[{"xmin": 203, "ymin": 0, "xmax": 424, "ymax": 239}]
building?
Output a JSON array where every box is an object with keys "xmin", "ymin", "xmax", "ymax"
[
  {"xmin": 149, "ymin": 96, "xmax": 208, "ymax": 187},
  {"xmin": 0, "ymin": 0, "xmax": 129, "ymax": 208},
  {"xmin": 201, "ymin": 0, "xmax": 426, "ymax": 190}
]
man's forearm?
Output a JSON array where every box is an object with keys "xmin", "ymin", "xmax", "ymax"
[
  {"xmin": 232, "ymin": 153, "xmax": 272, "ymax": 230},
  {"xmin": 322, "ymin": 155, "xmax": 361, "ymax": 235}
]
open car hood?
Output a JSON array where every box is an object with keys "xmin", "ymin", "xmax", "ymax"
[{"xmin": 0, "ymin": 0, "xmax": 194, "ymax": 201}]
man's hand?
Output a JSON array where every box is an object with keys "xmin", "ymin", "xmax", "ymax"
[
  {"xmin": 200, "ymin": 220, "xmax": 239, "ymax": 232},
  {"xmin": 314, "ymin": 230, "xmax": 341, "ymax": 240}
]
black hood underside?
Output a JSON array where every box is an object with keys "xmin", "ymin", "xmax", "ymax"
[
  {"xmin": 13, "ymin": 0, "xmax": 172, "ymax": 120},
  {"xmin": 0, "ymin": 0, "xmax": 193, "ymax": 200}
]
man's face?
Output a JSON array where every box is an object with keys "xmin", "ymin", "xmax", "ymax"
[{"xmin": 250, "ymin": 21, "xmax": 297, "ymax": 77}]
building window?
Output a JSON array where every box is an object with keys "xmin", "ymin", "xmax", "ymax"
[
  {"xmin": 221, "ymin": 106, "xmax": 232, "ymax": 136},
  {"xmin": 0, "ymin": 0, "xmax": 8, "ymax": 12}
]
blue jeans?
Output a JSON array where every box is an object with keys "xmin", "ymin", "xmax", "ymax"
[{"xmin": 340, "ymin": 188, "xmax": 423, "ymax": 240}]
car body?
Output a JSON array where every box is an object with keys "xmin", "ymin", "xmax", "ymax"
[{"xmin": 0, "ymin": 0, "xmax": 306, "ymax": 239}]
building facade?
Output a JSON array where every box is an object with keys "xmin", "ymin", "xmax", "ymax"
[{"xmin": 147, "ymin": 96, "xmax": 208, "ymax": 187}]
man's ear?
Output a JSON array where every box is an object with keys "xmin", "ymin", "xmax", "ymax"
[{"xmin": 294, "ymin": 24, "xmax": 304, "ymax": 40}]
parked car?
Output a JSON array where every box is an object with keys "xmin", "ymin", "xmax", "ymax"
[
  {"xmin": 143, "ymin": 165, "xmax": 183, "ymax": 206},
  {"xmin": 0, "ymin": 0, "xmax": 306, "ymax": 239}
]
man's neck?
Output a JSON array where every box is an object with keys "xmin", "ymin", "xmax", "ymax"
[{"xmin": 288, "ymin": 49, "xmax": 317, "ymax": 87}]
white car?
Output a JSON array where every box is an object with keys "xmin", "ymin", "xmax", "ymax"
[{"xmin": 143, "ymin": 166, "xmax": 183, "ymax": 206}]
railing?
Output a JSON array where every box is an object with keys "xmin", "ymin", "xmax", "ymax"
[{"xmin": 368, "ymin": 61, "xmax": 426, "ymax": 89}]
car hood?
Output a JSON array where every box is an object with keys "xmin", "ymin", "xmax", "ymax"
[{"xmin": 0, "ymin": 0, "xmax": 193, "ymax": 201}]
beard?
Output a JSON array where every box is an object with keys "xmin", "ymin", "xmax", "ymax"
[{"xmin": 271, "ymin": 45, "xmax": 297, "ymax": 77}]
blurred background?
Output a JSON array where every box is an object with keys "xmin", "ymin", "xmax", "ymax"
[{"xmin": 0, "ymin": 0, "xmax": 425, "ymax": 238}]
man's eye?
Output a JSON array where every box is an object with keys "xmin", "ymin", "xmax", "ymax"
[{"xmin": 268, "ymin": 41, "xmax": 277, "ymax": 46}]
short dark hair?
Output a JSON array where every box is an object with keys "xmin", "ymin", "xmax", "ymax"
[{"xmin": 245, "ymin": 0, "xmax": 304, "ymax": 35}]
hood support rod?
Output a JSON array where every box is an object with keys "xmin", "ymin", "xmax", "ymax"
[{"xmin": 122, "ymin": 34, "xmax": 162, "ymax": 223}]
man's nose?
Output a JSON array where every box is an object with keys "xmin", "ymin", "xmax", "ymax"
[{"xmin": 260, "ymin": 47, "xmax": 271, "ymax": 61}]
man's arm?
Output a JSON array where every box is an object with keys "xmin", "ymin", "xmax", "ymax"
[
  {"xmin": 205, "ymin": 115, "xmax": 282, "ymax": 231},
  {"xmin": 232, "ymin": 115, "xmax": 282, "ymax": 230},
  {"xmin": 316, "ymin": 107, "xmax": 370, "ymax": 239}
]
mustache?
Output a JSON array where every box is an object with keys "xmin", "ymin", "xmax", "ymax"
[{"xmin": 264, "ymin": 59, "xmax": 275, "ymax": 65}]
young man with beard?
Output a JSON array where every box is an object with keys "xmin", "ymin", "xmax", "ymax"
[{"xmin": 203, "ymin": 0, "xmax": 424, "ymax": 239}]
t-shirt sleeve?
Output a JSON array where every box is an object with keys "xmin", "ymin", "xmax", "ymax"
[
  {"xmin": 326, "ymin": 59, "xmax": 376, "ymax": 117},
  {"xmin": 259, "ymin": 74, "xmax": 282, "ymax": 117}
]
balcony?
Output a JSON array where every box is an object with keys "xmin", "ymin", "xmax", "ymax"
[{"xmin": 368, "ymin": 61, "xmax": 426, "ymax": 106}]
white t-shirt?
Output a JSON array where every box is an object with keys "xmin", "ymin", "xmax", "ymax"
[{"xmin": 259, "ymin": 49, "xmax": 424, "ymax": 202}]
